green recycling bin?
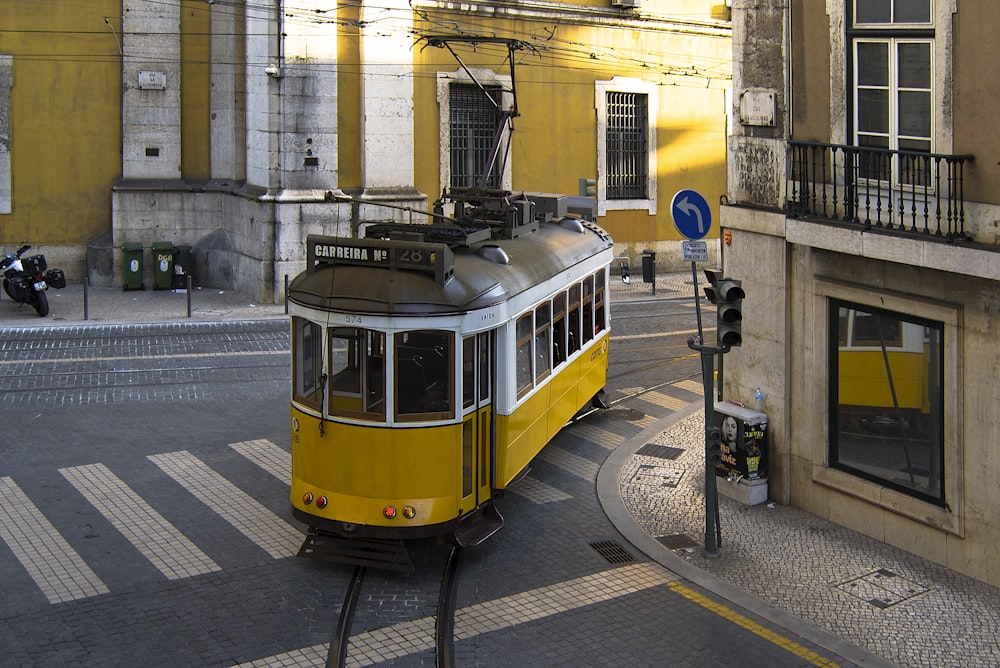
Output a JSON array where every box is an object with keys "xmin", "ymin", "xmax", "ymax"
[
  {"xmin": 121, "ymin": 242, "xmax": 144, "ymax": 291},
  {"xmin": 152, "ymin": 242, "xmax": 174, "ymax": 290}
]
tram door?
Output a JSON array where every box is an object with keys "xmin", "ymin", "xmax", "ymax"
[{"xmin": 461, "ymin": 332, "xmax": 493, "ymax": 511}]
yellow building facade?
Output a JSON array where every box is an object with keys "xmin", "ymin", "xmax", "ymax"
[{"xmin": 1, "ymin": 0, "xmax": 731, "ymax": 300}]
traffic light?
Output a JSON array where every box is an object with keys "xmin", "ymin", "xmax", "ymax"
[
  {"xmin": 703, "ymin": 269, "xmax": 744, "ymax": 348},
  {"xmin": 578, "ymin": 177, "xmax": 597, "ymax": 197},
  {"xmin": 707, "ymin": 426, "xmax": 723, "ymax": 465}
]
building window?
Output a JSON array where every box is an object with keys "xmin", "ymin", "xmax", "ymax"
[
  {"xmin": 851, "ymin": 1, "xmax": 933, "ymax": 186},
  {"xmin": 449, "ymin": 83, "xmax": 503, "ymax": 189},
  {"xmin": 438, "ymin": 71, "xmax": 513, "ymax": 195},
  {"xmin": 595, "ymin": 77, "xmax": 657, "ymax": 216},
  {"xmin": 828, "ymin": 300, "xmax": 944, "ymax": 506},
  {"xmin": 605, "ymin": 92, "xmax": 648, "ymax": 199}
]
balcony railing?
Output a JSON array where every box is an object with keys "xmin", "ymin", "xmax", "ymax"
[{"xmin": 788, "ymin": 141, "xmax": 974, "ymax": 241}]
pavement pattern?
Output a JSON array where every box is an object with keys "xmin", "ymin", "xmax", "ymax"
[{"xmin": 1, "ymin": 276, "xmax": 998, "ymax": 667}]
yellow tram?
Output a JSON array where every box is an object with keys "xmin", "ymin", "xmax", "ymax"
[{"xmin": 287, "ymin": 190, "xmax": 613, "ymax": 548}]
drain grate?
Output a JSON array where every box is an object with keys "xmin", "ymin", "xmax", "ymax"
[
  {"xmin": 656, "ymin": 534, "xmax": 700, "ymax": 550},
  {"xmin": 834, "ymin": 568, "xmax": 930, "ymax": 609},
  {"xmin": 590, "ymin": 540, "xmax": 635, "ymax": 564},
  {"xmin": 637, "ymin": 443, "xmax": 685, "ymax": 460}
]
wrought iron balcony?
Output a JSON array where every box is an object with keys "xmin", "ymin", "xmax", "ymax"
[{"xmin": 788, "ymin": 141, "xmax": 974, "ymax": 242}]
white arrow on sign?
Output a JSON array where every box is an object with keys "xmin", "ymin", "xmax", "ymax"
[{"xmin": 676, "ymin": 196, "xmax": 705, "ymax": 234}]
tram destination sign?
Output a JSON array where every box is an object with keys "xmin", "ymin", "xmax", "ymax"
[{"xmin": 307, "ymin": 235, "xmax": 455, "ymax": 286}]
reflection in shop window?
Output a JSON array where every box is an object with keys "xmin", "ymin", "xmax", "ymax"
[{"xmin": 829, "ymin": 300, "xmax": 944, "ymax": 505}]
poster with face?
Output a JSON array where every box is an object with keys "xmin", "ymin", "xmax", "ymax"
[{"xmin": 714, "ymin": 402, "xmax": 768, "ymax": 480}]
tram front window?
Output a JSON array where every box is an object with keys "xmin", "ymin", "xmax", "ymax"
[
  {"xmin": 329, "ymin": 327, "xmax": 385, "ymax": 420},
  {"xmin": 395, "ymin": 330, "xmax": 454, "ymax": 421},
  {"xmin": 292, "ymin": 317, "xmax": 324, "ymax": 411}
]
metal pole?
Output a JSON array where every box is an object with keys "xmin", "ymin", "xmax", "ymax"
[
  {"xmin": 83, "ymin": 277, "xmax": 89, "ymax": 321},
  {"xmin": 284, "ymin": 274, "xmax": 289, "ymax": 315},
  {"xmin": 186, "ymin": 274, "xmax": 192, "ymax": 317},
  {"xmin": 701, "ymin": 348, "xmax": 721, "ymax": 558}
]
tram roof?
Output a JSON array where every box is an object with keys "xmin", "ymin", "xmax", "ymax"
[{"xmin": 287, "ymin": 218, "xmax": 612, "ymax": 316}]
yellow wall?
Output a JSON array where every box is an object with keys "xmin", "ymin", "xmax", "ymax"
[
  {"xmin": 412, "ymin": 5, "xmax": 730, "ymax": 244},
  {"xmin": 181, "ymin": 1, "xmax": 211, "ymax": 180},
  {"xmin": 1, "ymin": 2, "xmax": 121, "ymax": 245}
]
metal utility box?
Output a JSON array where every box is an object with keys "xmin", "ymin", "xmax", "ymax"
[
  {"xmin": 151, "ymin": 242, "xmax": 174, "ymax": 290},
  {"xmin": 121, "ymin": 242, "xmax": 144, "ymax": 291},
  {"xmin": 714, "ymin": 401, "xmax": 768, "ymax": 506}
]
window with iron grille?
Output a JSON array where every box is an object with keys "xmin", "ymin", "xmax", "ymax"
[
  {"xmin": 605, "ymin": 92, "xmax": 648, "ymax": 200},
  {"xmin": 449, "ymin": 83, "xmax": 503, "ymax": 189}
]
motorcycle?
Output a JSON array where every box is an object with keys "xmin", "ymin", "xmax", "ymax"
[{"xmin": 1, "ymin": 242, "xmax": 66, "ymax": 317}]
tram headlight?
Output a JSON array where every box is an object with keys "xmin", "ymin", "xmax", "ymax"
[
  {"xmin": 383, "ymin": 505, "xmax": 397, "ymax": 519},
  {"xmin": 402, "ymin": 505, "xmax": 416, "ymax": 519},
  {"xmin": 302, "ymin": 492, "xmax": 314, "ymax": 505}
]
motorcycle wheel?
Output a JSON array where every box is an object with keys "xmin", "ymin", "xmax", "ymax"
[
  {"xmin": 2, "ymin": 278, "xmax": 14, "ymax": 301},
  {"xmin": 31, "ymin": 289, "xmax": 49, "ymax": 317}
]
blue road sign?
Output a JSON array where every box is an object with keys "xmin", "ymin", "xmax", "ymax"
[{"xmin": 671, "ymin": 189, "xmax": 712, "ymax": 241}]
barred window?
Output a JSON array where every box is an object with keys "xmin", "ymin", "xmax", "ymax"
[
  {"xmin": 606, "ymin": 92, "xmax": 648, "ymax": 200},
  {"xmin": 450, "ymin": 83, "xmax": 503, "ymax": 189}
]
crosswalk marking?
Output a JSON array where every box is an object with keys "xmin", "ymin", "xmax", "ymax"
[
  {"xmin": 641, "ymin": 390, "xmax": 691, "ymax": 412},
  {"xmin": 0, "ymin": 476, "xmax": 110, "ymax": 604},
  {"xmin": 60, "ymin": 463, "xmax": 221, "ymax": 580},
  {"xmin": 230, "ymin": 439, "xmax": 291, "ymax": 485},
  {"xmin": 507, "ymin": 475, "xmax": 572, "ymax": 504},
  {"xmin": 233, "ymin": 562, "xmax": 676, "ymax": 667},
  {"xmin": 536, "ymin": 446, "xmax": 600, "ymax": 481},
  {"xmin": 148, "ymin": 450, "xmax": 303, "ymax": 559},
  {"xmin": 672, "ymin": 379, "xmax": 704, "ymax": 395}
]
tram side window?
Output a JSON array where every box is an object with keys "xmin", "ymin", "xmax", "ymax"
[
  {"xmin": 293, "ymin": 317, "xmax": 324, "ymax": 411},
  {"xmin": 515, "ymin": 313, "xmax": 534, "ymax": 398},
  {"xmin": 594, "ymin": 270, "xmax": 606, "ymax": 335},
  {"xmin": 329, "ymin": 327, "xmax": 385, "ymax": 420},
  {"xmin": 463, "ymin": 336, "xmax": 476, "ymax": 410},
  {"xmin": 535, "ymin": 303, "xmax": 551, "ymax": 383},
  {"xmin": 552, "ymin": 291, "xmax": 567, "ymax": 367},
  {"xmin": 582, "ymin": 275, "xmax": 595, "ymax": 344},
  {"xmin": 568, "ymin": 284, "xmax": 581, "ymax": 355},
  {"xmin": 396, "ymin": 330, "xmax": 454, "ymax": 421}
]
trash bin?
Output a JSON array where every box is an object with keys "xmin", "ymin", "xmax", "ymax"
[
  {"xmin": 151, "ymin": 242, "xmax": 174, "ymax": 290},
  {"xmin": 121, "ymin": 242, "xmax": 144, "ymax": 291},
  {"xmin": 641, "ymin": 250, "xmax": 656, "ymax": 284},
  {"xmin": 172, "ymin": 245, "xmax": 193, "ymax": 290}
]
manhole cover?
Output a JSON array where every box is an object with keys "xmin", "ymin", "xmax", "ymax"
[
  {"xmin": 637, "ymin": 443, "xmax": 684, "ymax": 460},
  {"xmin": 604, "ymin": 408, "xmax": 645, "ymax": 422},
  {"xmin": 834, "ymin": 569, "xmax": 930, "ymax": 608},
  {"xmin": 629, "ymin": 464, "xmax": 684, "ymax": 489},
  {"xmin": 656, "ymin": 534, "xmax": 700, "ymax": 550}
]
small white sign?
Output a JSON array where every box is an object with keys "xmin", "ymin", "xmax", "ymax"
[
  {"xmin": 138, "ymin": 70, "xmax": 166, "ymax": 90},
  {"xmin": 682, "ymin": 240, "xmax": 708, "ymax": 262},
  {"xmin": 681, "ymin": 241, "xmax": 708, "ymax": 262},
  {"xmin": 739, "ymin": 89, "xmax": 776, "ymax": 127}
]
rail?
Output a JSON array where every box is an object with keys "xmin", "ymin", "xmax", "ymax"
[{"xmin": 788, "ymin": 141, "xmax": 974, "ymax": 242}]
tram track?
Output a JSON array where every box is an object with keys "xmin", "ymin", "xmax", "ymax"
[{"xmin": 326, "ymin": 545, "xmax": 464, "ymax": 668}]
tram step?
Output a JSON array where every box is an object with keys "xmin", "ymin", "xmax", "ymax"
[
  {"xmin": 453, "ymin": 501, "xmax": 504, "ymax": 547},
  {"xmin": 297, "ymin": 531, "xmax": 414, "ymax": 573}
]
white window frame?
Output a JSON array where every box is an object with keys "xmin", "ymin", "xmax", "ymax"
[
  {"xmin": 595, "ymin": 77, "xmax": 658, "ymax": 217},
  {"xmin": 437, "ymin": 69, "xmax": 513, "ymax": 196}
]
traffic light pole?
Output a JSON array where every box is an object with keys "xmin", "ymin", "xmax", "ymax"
[{"xmin": 689, "ymin": 262, "xmax": 730, "ymax": 558}]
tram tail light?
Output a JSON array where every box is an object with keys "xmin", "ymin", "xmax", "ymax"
[
  {"xmin": 383, "ymin": 505, "xmax": 397, "ymax": 519},
  {"xmin": 316, "ymin": 496, "xmax": 328, "ymax": 509}
]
